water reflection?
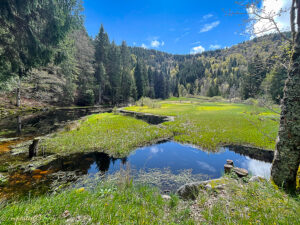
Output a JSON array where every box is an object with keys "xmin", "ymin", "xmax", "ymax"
[
  {"xmin": 40, "ymin": 152, "xmax": 127, "ymax": 175},
  {"xmin": 120, "ymin": 111, "xmax": 171, "ymax": 125},
  {"xmin": 0, "ymin": 107, "xmax": 111, "ymax": 138},
  {"xmin": 2, "ymin": 141, "xmax": 273, "ymax": 199},
  {"xmin": 241, "ymin": 157, "xmax": 272, "ymax": 179},
  {"xmin": 40, "ymin": 141, "xmax": 272, "ymax": 180}
]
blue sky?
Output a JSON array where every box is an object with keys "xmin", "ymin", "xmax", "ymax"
[{"xmin": 83, "ymin": 0, "xmax": 252, "ymax": 54}]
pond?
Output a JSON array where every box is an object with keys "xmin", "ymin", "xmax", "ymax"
[
  {"xmin": 0, "ymin": 107, "xmax": 111, "ymax": 139},
  {"xmin": 52, "ymin": 141, "xmax": 271, "ymax": 179},
  {"xmin": 1, "ymin": 141, "xmax": 273, "ymax": 200}
]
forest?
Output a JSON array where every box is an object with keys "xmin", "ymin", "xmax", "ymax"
[{"xmin": 0, "ymin": 12, "xmax": 289, "ymax": 107}]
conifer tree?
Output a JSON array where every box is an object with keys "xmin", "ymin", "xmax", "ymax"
[{"xmin": 0, "ymin": 0, "xmax": 82, "ymax": 106}]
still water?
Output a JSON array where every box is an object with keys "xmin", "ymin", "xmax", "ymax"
[
  {"xmin": 0, "ymin": 107, "xmax": 111, "ymax": 139},
  {"xmin": 43, "ymin": 141, "xmax": 272, "ymax": 180}
]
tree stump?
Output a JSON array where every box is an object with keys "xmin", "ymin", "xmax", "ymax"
[
  {"xmin": 233, "ymin": 167, "xmax": 248, "ymax": 177},
  {"xmin": 29, "ymin": 138, "xmax": 40, "ymax": 158},
  {"xmin": 226, "ymin": 159, "xmax": 234, "ymax": 166},
  {"xmin": 224, "ymin": 164, "xmax": 233, "ymax": 173}
]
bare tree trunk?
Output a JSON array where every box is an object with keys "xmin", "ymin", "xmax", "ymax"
[
  {"xmin": 17, "ymin": 115, "xmax": 22, "ymax": 135},
  {"xmin": 16, "ymin": 78, "xmax": 21, "ymax": 107},
  {"xmin": 29, "ymin": 138, "xmax": 39, "ymax": 158},
  {"xmin": 271, "ymin": 0, "xmax": 300, "ymax": 191},
  {"xmin": 98, "ymin": 85, "xmax": 102, "ymax": 105}
]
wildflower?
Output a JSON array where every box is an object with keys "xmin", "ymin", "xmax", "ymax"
[{"xmin": 76, "ymin": 187, "xmax": 85, "ymax": 193}]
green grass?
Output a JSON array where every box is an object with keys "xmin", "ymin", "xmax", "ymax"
[
  {"xmin": 41, "ymin": 113, "xmax": 172, "ymax": 157},
  {"xmin": 1, "ymin": 176, "xmax": 299, "ymax": 224},
  {"xmin": 125, "ymin": 98, "xmax": 279, "ymax": 150},
  {"xmin": 41, "ymin": 98, "xmax": 279, "ymax": 156},
  {"xmin": 194, "ymin": 178, "xmax": 300, "ymax": 224},
  {"xmin": 0, "ymin": 179, "xmax": 193, "ymax": 224}
]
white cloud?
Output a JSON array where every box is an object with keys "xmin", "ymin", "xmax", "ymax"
[
  {"xmin": 190, "ymin": 45, "xmax": 205, "ymax": 54},
  {"xmin": 150, "ymin": 39, "xmax": 165, "ymax": 48},
  {"xmin": 241, "ymin": 158, "xmax": 271, "ymax": 179},
  {"xmin": 199, "ymin": 21, "xmax": 220, "ymax": 33},
  {"xmin": 141, "ymin": 43, "xmax": 148, "ymax": 49},
  {"xmin": 209, "ymin": 44, "xmax": 221, "ymax": 50},
  {"xmin": 197, "ymin": 161, "xmax": 216, "ymax": 173},
  {"xmin": 203, "ymin": 14, "xmax": 213, "ymax": 20},
  {"xmin": 247, "ymin": 0, "xmax": 290, "ymax": 37},
  {"xmin": 150, "ymin": 147, "xmax": 163, "ymax": 154},
  {"xmin": 151, "ymin": 40, "xmax": 160, "ymax": 47}
]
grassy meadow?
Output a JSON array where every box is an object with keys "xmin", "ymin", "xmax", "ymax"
[
  {"xmin": 1, "ymin": 173, "xmax": 299, "ymax": 224},
  {"xmin": 126, "ymin": 97, "xmax": 279, "ymax": 151},
  {"xmin": 41, "ymin": 113, "xmax": 172, "ymax": 157},
  {"xmin": 41, "ymin": 97, "xmax": 279, "ymax": 158},
  {"xmin": 0, "ymin": 177, "xmax": 192, "ymax": 224},
  {"xmin": 1, "ymin": 97, "xmax": 300, "ymax": 224}
]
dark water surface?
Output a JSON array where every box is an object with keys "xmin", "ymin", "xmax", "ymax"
[
  {"xmin": 0, "ymin": 107, "xmax": 111, "ymax": 139},
  {"xmin": 119, "ymin": 110, "xmax": 172, "ymax": 125}
]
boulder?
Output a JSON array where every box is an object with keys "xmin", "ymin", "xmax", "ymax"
[
  {"xmin": 177, "ymin": 179, "xmax": 226, "ymax": 200},
  {"xmin": 176, "ymin": 181, "xmax": 205, "ymax": 200},
  {"xmin": 233, "ymin": 167, "xmax": 249, "ymax": 177},
  {"xmin": 161, "ymin": 195, "xmax": 171, "ymax": 200}
]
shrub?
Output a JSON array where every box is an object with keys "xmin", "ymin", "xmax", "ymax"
[
  {"xmin": 136, "ymin": 97, "xmax": 161, "ymax": 108},
  {"xmin": 77, "ymin": 89, "xmax": 95, "ymax": 106},
  {"xmin": 244, "ymin": 98, "xmax": 257, "ymax": 105}
]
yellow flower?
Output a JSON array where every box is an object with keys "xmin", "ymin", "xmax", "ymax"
[{"xmin": 76, "ymin": 187, "xmax": 85, "ymax": 193}]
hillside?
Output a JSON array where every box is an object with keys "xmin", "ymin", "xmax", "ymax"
[{"xmin": 0, "ymin": 31, "xmax": 288, "ymax": 107}]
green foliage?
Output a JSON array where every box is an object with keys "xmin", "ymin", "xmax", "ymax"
[
  {"xmin": 241, "ymin": 55, "xmax": 267, "ymax": 99},
  {"xmin": 269, "ymin": 66, "xmax": 287, "ymax": 103},
  {"xmin": 77, "ymin": 89, "xmax": 95, "ymax": 106},
  {"xmin": 0, "ymin": 0, "xmax": 83, "ymax": 80},
  {"xmin": 1, "ymin": 20, "xmax": 289, "ymax": 106},
  {"xmin": 136, "ymin": 97, "xmax": 161, "ymax": 108}
]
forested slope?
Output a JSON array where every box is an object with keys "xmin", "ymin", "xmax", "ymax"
[{"xmin": 0, "ymin": 25, "xmax": 289, "ymax": 106}]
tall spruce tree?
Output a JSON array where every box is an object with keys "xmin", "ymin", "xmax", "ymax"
[
  {"xmin": 107, "ymin": 41, "xmax": 122, "ymax": 104},
  {"xmin": 241, "ymin": 55, "xmax": 266, "ymax": 99},
  {"xmin": 94, "ymin": 25, "xmax": 110, "ymax": 64},
  {"xmin": 94, "ymin": 24, "xmax": 110, "ymax": 103},
  {"xmin": 120, "ymin": 41, "xmax": 132, "ymax": 102},
  {"xmin": 134, "ymin": 61, "xmax": 144, "ymax": 99}
]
